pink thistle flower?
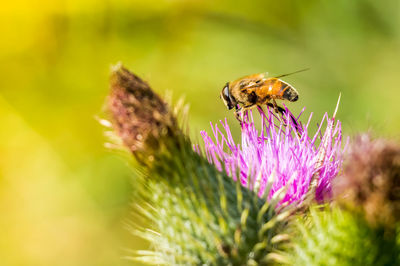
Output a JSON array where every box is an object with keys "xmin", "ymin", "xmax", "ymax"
[{"xmin": 200, "ymin": 105, "xmax": 345, "ymax": 206}]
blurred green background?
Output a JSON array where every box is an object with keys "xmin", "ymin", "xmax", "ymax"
[{"xmin": 1, "ymin": 0, "xmax": 399, "ymax": 265}]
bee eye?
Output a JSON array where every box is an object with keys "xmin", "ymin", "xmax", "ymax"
[
  {"xmin": 221, "ymin": 83, "xmax": 234, "ymax": 110},
  {"xmin": 222, "ymin": 84, "xmax": 230, "ymax": 100}
]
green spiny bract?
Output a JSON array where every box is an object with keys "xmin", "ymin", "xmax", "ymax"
[
  {"xmin": 287, "ymin": 206, "xmax": 400, "ymax": 266},
  {"xmin": 108, "ymin": 64, "xmax": 294, "ymax": 265}
]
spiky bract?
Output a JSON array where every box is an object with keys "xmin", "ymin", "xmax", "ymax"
[{"xmin": 288, "ymin": 206, "xmax": 400, "ymax": 266}]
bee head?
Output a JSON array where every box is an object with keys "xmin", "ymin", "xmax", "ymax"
[{"xmin": 220, "ymin": 83, "xmax": 234, "ymax": 110}]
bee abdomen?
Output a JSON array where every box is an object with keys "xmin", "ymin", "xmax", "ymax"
[{"xmin": 280, "ymin": 82, "xmax": 299, "ymax": 102}]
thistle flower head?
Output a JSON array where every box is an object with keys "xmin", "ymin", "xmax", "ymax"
[
  {"xmin": 108, "ymin": 66, "xmax": 299, "ymax": 264},
  {"xmin": 333, "ymin": 134, "xmax": 400, "ymax": 228},
  {"xmin": 201, "ymin": 106, "xmax": 344, "ymax": 206}
]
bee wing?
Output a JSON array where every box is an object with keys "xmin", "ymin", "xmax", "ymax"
[
  {"xmin": 249, "ymin": 72, "xmax": 267, "ymax": 80},
  {"xmin": 234, "ymin": 73, "xmax": 268, "ymax": 89},
  {"xmin": 234, "ymin": 73, "xmax": 266, "ymax": 83}
]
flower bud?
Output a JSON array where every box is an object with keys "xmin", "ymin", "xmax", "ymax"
[
  {"xmin": 108, "ymin": 63, "xmax": 178, "ymax": 164},
  {"xmin": 334, "ymin": 134, "xmax": 400, "ymax": 228}
]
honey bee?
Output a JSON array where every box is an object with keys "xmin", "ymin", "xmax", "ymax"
[{"xmin": 220, "ymin": 69, "xmax": 307, "ymax": 121}]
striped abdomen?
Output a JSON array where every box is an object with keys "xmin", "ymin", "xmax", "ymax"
[{"xmin": 260, "ymin": 78, "xmax": 299, "ymax": 102}]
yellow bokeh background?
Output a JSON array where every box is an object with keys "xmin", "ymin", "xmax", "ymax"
[{"xmin": 1, "ymin": 0, "xmax": 399, "ymax": 265}]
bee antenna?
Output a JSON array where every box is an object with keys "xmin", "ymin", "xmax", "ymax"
[{"xmin": 274, "ymin": 68, "xmax": 310, "ymax": 79}]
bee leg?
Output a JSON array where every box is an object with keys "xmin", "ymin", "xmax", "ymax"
[
  {"xmin": 234, "ymin": 110, "xmax": 242, "ymax": 122},
  {"xmin": 234, "ymin": 106, "xmax": 243, "ymax": 123},
  {"xmin": 271, "ymin": 99, "xmax": 282, "ymax": 115},
  {"xmin": 235, "ymin": 105, "xmax": 254, "ymax": 124},
  {"xmin": 267, "ymin": 102, "xmax": 301, "ymax": 131},
  {"xmin": 267, "ymin": 102, "xmax": 285, "ymax": 116},
  {"xmin": 269, "ymin": 99, "xmax": 286, "ymax": 125}
]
